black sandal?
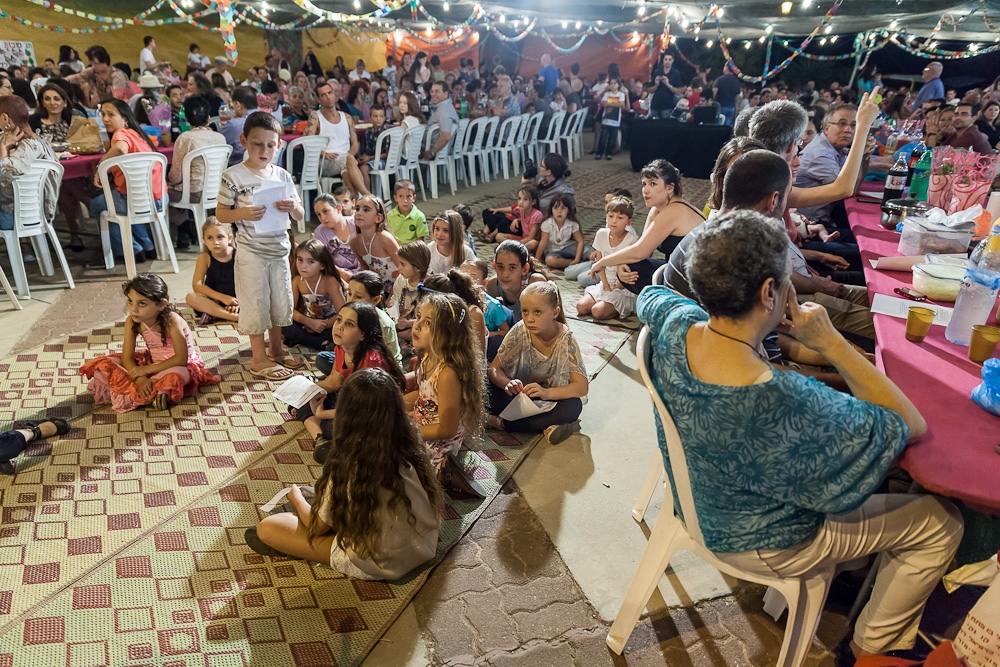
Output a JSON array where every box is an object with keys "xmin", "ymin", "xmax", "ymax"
[
  {"xmin": 0, "ymin": 460, "xmax": 14, "ymax": 475},
  {"xmin": 13, "ymin": 418, "xmax": 70, "ymax": 441},
  {"xmin": 440, "ymin": 457, "xmax": 485, "ymax": 500}
]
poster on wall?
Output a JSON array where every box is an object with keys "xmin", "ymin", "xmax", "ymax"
[{"xmin": 0, "ymin": 41, "xmax": 36, "ymax": 68}]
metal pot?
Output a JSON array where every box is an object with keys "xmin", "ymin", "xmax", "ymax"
[{"xmin": 880, "ymin": 199, "xmax": 929, "ymax": 231}]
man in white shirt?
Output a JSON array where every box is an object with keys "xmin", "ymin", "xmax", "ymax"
[
  {"xmin": 381, "ymin": 56, "xmax": 397, "ymax": 89},
  {"xmin": 305, "ymin": 80, "xmax": 370, "ymax": 197},
  {"xmin": 213, "ymin": 56, "xmax": 235, "ymax": 89},
  {"xmin": 348, "ymin": 59, "xmax": 371, "ymax": 82},
  {"xmin": 139, "ymin": 36, "xmax": 163, "ymax": 74}
]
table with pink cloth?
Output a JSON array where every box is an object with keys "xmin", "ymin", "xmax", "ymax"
[
  {"xmin": 847, "ymin": 197, "xmax": 1000, "ymax": 514},
  {"xmin": 60, "ymin": 146, "xmax": 175, "ymax": 181}
]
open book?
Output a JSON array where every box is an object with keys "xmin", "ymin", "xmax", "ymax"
[{"xmin": 272, "ymin": 375, "xmax": 327, "ymax": 409}]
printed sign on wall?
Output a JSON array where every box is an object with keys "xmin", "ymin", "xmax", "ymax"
[{"xmin": 0, "ymin": 41, "xmax": 36, "ymax": 68}]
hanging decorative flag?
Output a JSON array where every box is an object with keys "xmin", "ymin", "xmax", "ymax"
[{"xmin": 218, "ymin": 0, "xmax": 237, "ymax": 63}]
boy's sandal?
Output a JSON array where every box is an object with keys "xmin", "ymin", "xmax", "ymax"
[
  {"xmin": 249, "ymin": 365, "xmax": 294, "ymax": 381},
  {"xmin": 13, "ymin": 418, "xmax": 70, "ymax": 441}
]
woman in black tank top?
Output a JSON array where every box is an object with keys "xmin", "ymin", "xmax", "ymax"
[{"xmin": 589, "ymin": 160, "xmax": 705, "ymax": 295}]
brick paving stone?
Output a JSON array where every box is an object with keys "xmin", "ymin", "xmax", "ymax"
[
  {"xmin": 512, "ymin": 600, "xmax": 601, "ymax": 644},
  {"xmin": 417, "ymin": 595, "xmax": 478, "ymax": 665},
  {"xmin": 499, "ymin": 576, "xmax": 582, "ymax": 615},
  {"xmin": 462, "ymin": 589, "xmax": 520, "ymax": 653},
  {"xmin": 419, "ymin": 563, "xmax": 495, "ymax": 603},
  {"xmin": 487, "ymin": 641, "xmax": 576, "ymax": 667}
]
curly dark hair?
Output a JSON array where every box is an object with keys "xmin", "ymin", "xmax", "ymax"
[{"xmin": 122, "ymin": 273, "xmax": 175, "ymax": 344}]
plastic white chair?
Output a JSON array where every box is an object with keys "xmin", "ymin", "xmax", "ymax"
[
  {"xmin": 96, "ymin": 152, "xmax": 178, "ymax": 279},
  {"xmin": 562, "ymin": 109, "xmax": 588, "ymax": 162},
  {"xmin": 284, "ymin": 135, "xmax": 327, "ymax": 232},
  {"xmin": 493, "ymin": 115, "xmax": 523, "ymax": 180},
  {"xmin": 397, "ymin": 124, "xmax": 427, "ymax": 201},
  {"xmin": 3, "ymin": 160, "xmax": 74, "ymax": 298},
  {"xmin": 521, "ymin": 111, "xmax": 544, "ymax": 165},
  {"xmin": 369, "ymin": 126, "xmax": 406, "ymax": 200},
  {"xmin": 418, "ymin": 123, "xmax": 458, "ymax": 200},
  {"xmin": 168, "ymin": 144, "xmax": 232, "ymax": 251},
  {"xmin": 458, "ymin": 116, "xmax": 486, "ymax": 188},
  {"xmin": 607, "ymin": 327, "xmax": 836, "ymax": 666},
  {"xmin": 537, "ymin": 111, "xmax": 567, "ymax": 159},
  {"xmin": 509, "ymin": 113, "xmax": 533, "ymax": 176},
  {"xmin": 472, "ymin": 116, "xmax": 498, "ymax": 184}
]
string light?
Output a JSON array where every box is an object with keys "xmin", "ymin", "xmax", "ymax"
[
  {"xmin": 638, "ymin": 3, "xmax": 646, "ymax": 16},
  {"xmin": 824, "ymin": 24, "xmax": 832, "ymax": 33},
  {"xmin": 830, "ymin": 34, "xmax": 838, "ymax": 42},
  {"xmin": 744, "ymin": 40, "xmax": 752, "ymax": 49},
  {"xmin": 716, "ymin": 7, "xmax": 723, "ymax": 17},
  {"xmin": 765, "ymin": 24, "xmax": 773, "ymax": 34},
  {"xmin": 705, "ymin": 39, "xmax": 713, "ymax": 47},
  {"xmin": 352, "ymin": 0, "xmax": 360, "ymax": 8},
  {"xmin": 781, "ymin": 1, "xmax": 792, "ymax": 14},
  {"xmin": 889, "ymin": 19, "xmax": 898, "ymax": 29},
  {"xmin": 442, "ymin": 1, "xmax": 449, "ymax": 9},
  {"xmin": 758, "ymin": 35, "xmax": 766, "ymax": 42},
  {"xmin": 725, "ymin": 37, "xmax": 731, "ymax": 43},
  {"xmin": 969, "ymin": 42, "xmax": 979, "ymax": 51},
  {"xmin": 801, "ymin": 0, "xmax": 811, "ymax": 7},
  {"xmin": 819, "ymin": 37, "xmax": 827, "ymax": 45},
  {"xmin": 498, "ymin": 13, "xmax": 505, "ymax": 22},
  {"xmin": 575, "ymin": 21, "xmax": 581, "ymax": 29},
  {"xmin": 561, "ymin": 19, "xmax": 567, "ymax": 28}
]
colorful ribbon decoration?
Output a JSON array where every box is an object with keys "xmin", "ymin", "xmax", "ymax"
[{"xmin": 217, "ymin": 0, "xmax": 237, "ymax": 63}]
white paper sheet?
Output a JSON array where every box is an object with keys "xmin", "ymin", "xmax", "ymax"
[
  {"xmin": 252, "ymin": 179, "xmax": 296, "ymax": 233},
  {"xmin": 259, "ymin": 487, "xmax": 292, "ymax": 512},
  {"xmin": 272, "ymin": 375, "xmax": 326, "ymax": 409},
  {"xmin": 498, "ymin": 392, "xmax": 557, "ymax": 421},
  {"xmin": 870, "ymin": 293, "xmax": 953, "ymax": 326}
]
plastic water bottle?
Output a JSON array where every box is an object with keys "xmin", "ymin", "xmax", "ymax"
[{"xmin": 945, "ymin": 267, "xmax": 1000, "ymax": 345}]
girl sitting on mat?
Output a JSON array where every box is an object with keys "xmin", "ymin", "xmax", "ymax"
[
  {"xmin": 281, "ymin": 239, "xmax": 346, "ymax": 352},
  {"xmin": 81, "ymin": 273, "xmax": 220, "ymax": 412},
  {"xmin": 250, "ymin": 368, "xmax": 443, "ymax": 581}
]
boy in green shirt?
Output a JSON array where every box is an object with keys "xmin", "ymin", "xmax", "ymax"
[{"xmin": 386, "ymin": 179, "xmax": 427, "ymax": 243}]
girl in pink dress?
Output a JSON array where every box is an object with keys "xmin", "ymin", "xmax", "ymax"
[{"xmin": 81, "ymin": 274, "xmax": 220, "ymax": 413}]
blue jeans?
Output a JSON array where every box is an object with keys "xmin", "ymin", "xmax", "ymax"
[
  {"xmin": 89, "ymin": 190, "xmax": 160, "ymax": 256},
  {"xmin": 0, "ymin": 211, "xmax": 13, "ymax": 230},
  {"xmin": 720, "ymin": 107, "xmax": 736, "ymax": 125}
]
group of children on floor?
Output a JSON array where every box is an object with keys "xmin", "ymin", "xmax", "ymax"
[{"xmin": 71, "ymin": 111, "xmax": 641, "ymax": 581}]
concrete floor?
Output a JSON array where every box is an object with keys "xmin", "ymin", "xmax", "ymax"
[{"xmin": 0, "ymin": 152, "xmax": 847, "ymax": 666}]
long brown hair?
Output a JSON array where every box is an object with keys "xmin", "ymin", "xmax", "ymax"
[
  {"xmin": 293, "ymin": 238, "xmax": 341, "ymax": 281},
  {"xmin": 309, "ymin": 368, "xmax": 443, "ymax": 559},
  {"xmin": 420, "ymin": 293, "xmax": 485, "ymax": 436},
  {"xmin": 398, "ymin": 92, "xmax": 425, "ymax": 124},
  {"xmin": 431, "ymin": 210, "xmax": 466, "ymax": 268}
]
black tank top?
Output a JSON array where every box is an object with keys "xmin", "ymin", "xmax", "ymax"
[
  {"xmin": 205, "ymin": 251, "xmax": 236, "ymax": 298},
  {"xmin": 656, "ymin": 200, "xmax": 706, "ymax": 257}
]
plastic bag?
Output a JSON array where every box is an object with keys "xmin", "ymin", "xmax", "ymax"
[{"xmin": 971, "ymin": 358, "xmax": 1000, "ymax": 417}]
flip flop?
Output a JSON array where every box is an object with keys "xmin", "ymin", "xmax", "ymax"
[
  {"xmin": 249, "ymin": 365, "xmax": 294, "ymax": 381},
  {"xmin": 268, "ymin": 355, "xmax": 305, "ymax": 371}
]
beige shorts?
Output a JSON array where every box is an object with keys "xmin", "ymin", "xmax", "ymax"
[
  {"xmin": 234, "ymin": 249, "xmax": 293, "ymax": 335},
  {"xmin": 321, "ymin": 153, "xmax": 350, "ymax": 177}
]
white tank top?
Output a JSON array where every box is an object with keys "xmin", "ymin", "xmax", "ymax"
[{"xmin": 317, "ymin": 108, "xmax": 351, "ymax": 154}]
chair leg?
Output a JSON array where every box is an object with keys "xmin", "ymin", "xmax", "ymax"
[
  {"xmin": 121, "ymin": 222, "xmax": 137, "ymax": 280},
  {"xmin": 763, "ymin": 586, "xmax": 788, "ymax": 622},
  {"xmin": 156, "ymin": 218, "xmax": 179, "ymax": 274},
  {"xmin": 194, "ymin": 208, "xmax": 206, "ymax": 251},
  {"xmin": 297, "ymin": 185, "xmax": 307, "ymax": 234},
  {"xmin": 5, "ymin": 238, "xmax": 29, "ymax": 298},
  {"xmin": 0, "ymin": 263, "xmax": 21, "ymax": 310},
  {"xmin": 416, "ymin": 167, "xmax": 427, "ymax": 201},
  {"xmin": 775, "ymin": 577, "xmax": 831, "ymax": 667},
  {"xmin": 465, "ymin": 156, "xmax": 477, "ymax": 187},
  {"xmin": 448, "ymin": 162, "xmax": 457, "ymax": 196},
  {"xmin": 46, "ymin": 226, "xmax": 75, "ymax": 289},
  {"xmin": 632, "ymin": 451, "xmax": 664, "ymax": 523},
  {"xmin": 99, "ymin": 214, "xmax": 114, "ymax": 270},
  {"xmin": 606, "ymin": 511, "xmax": 684, "ymax": 655},
  {"xmin": 32, "ymin": 236, "xmax": 55, "ymax": 277},
  {"xmin": 429, "ymin": 165, "xmax": 438, "ymax": 200}
]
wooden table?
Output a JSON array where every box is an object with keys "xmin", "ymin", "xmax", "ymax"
[{"xmin": 847, "ymin": 197, "xmax": 1000, "ymax": 514}]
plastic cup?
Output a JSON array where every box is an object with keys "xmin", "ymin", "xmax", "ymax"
[
  {"xmin": 905, "ymin": 306, "xmax": 935, "ymax": 342},
  {"xmin": 969, "ymin": 325, "xmax": 1000, "ymax": 363}
]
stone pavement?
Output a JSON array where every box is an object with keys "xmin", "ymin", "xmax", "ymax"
[{"xmin": 0, "ymin": 152, "xmax": 852, "ymax": 666}]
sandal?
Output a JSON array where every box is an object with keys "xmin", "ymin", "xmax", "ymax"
[
  {"xmin": 151, "ymin": 393, "xmax": 169, "ymax": 411},
  {"xmin": 313, "ymin": 436, "xmax": 332, "ymax": 465},
  {"xmin": 268, "ymin": 355, "xmax": 305, "ymax": 371},
  {"xmin": 0, "ymin": 460, "xmax": 15, "ymax": 476},
  {"xmin": 13, "ymin": 418, "xmax": 70, "ymax": 441},
  {"xmin": 249, "ymin": 365, "xmax": 294, "ymax": 381},
  {"xmin": 439, "ymin": 457, "xmax": 485, "ymax": 500}
]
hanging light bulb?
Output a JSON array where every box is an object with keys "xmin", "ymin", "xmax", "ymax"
[
  {"xmin": 705, "ymin": 39, "xmax": 713, "ymax": 48},
  {"xmin": 455, "ymin": 27, "xmax": 463, "ymax": 36},
  {"xmin": 638, "ymin": 3, "xmax": 646, "ymax": 16},
  {"xmin": 716, "ymin": 7, "xmax": 724, "ymax": 17},
  {"xmin": 725, "ymin": 37, "xmax": 731, "ymax": 44},
  {"xmin": 781, "ymin": 1, "xmax": 792, "ymax": 14},
  {"xmin": 823, "ymin": 24, "xmax": 832, "ymax": 34},
  {"xmin": 562, "ymin": 20, "xmax": 568, "ymax": 29},
  {"xmin": 426, "ymin": 25, "xmax": 432, "ymax": 35},
  {"xmin": 597, "ymin": 20, "xmax": 603, "ymax": 26},
  {"xmin": 744, "ymin": 41, "xmax": 752, "ymax": 49},
  {"xmin": 801, "ymin": 0, "xmax": 811, "ymax": 7},
  {"xmin": 758, "ymin": 35, "xmax": 766, "ymax": 42},
  {"xmin": 499, "ymin": 14, "xmax": 505, "ymax": 22},
  {"xmin": 889, "ymin": 19, "xmax": 898, "ymax": 29},
  {"xmin": 694, "ymin": 25, "xmax": 701, "ymax": 35},
  {"xmin": 353, "ymin": 0, "xmax": 360, "ymax": 8},
  {"xmin": 765, "ymin": 24, "xmax": 773, "ymax": 34},
  {"xmin": 830, "ymin": 34, "xmax": 838, "ymax": 42},
  {"xmin": 575, "ymin": 21, "xmax": 581, "ymax": 29},
  {"xmin": 443, "ymin": 1, "xmax": 449, "ymax": 10},
  {"xmin": 970, "ymin": 43, "xmax": 980, "ymax": 51},
  {"xmin": 819, "ymin": 37, "xmax": 827, "ymax": 45}
]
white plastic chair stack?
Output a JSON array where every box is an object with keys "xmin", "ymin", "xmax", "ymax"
[
  {"xmin": 397, "ymin": 124, "xmax": 427, "ymax": 201},
  {"xmin": 459, "ymin": 117, "xmax": 486, "ymax": 188},
  {"xmin": 3, "ymin": 160, "xmax": 74, "ymax": 299},
  {"xmin": 509, "ymin": 113, "xmax": 533, "ymax": 176},
  {"xmin": 562, "ymin": 109, "xmax": 588, "ymax": 162},
  {"xmin": 284, "ymin": 136, "xmax": 327, "ymax": 232},
  {"xmin": 493, "ymin": 115, "xmax": 523, "ymax": 180},
  {"xmin": 521, "ymin": 112, "xmax": 544, "ymax": 165},
  {"xmin": 537, "ymin": 111, "xmax": 567, "ymax": 159},
  {"xmin": 607, "ymin": 327, "xmax": 836, "ymax": 667},
  {"xmin": 369, "ymin": 126, "xmax": 406, "ymax": 200},
  {"xmin": 446, "ymin": 118, "xmax": 470, "ymax": 190},
  {"xmin": 418, "ymin": 123, "xmax": 459, "ymax": 200},
  {"xmin": 168, "ymin": 144, "xmax": 233, "ymax": 250},
  {"xmin": 473, "ymin": 116, "xmax": 498, "ymax": 184},
  {"xmin": 96, "ymin": 152, "xmax": 179, "ymax": 279}
]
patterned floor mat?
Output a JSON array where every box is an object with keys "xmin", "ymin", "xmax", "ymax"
[{"xmin": 0, "ymin": 312, "xmax": 540, "ymax": 667}]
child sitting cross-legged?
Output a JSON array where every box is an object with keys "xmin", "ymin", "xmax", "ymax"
[
  {"xmin": 575, "ymin": 196, "xmax": 640, "ymax": 320},
  {"xmin": 281, "ymin": 240, "xmax": 346, "ymax": 352},
  {"xmin": 536, "ymin": 193, "xmax": 585, "ymax": 270},
  {"xmin": 81, "ymin": 273, "xmax": 221, "ymax": 412},
  {"xmin": 249, "ymin": 368, "xmax": 443, "ymax": 581},
  {"xmin": 185, "ymin": 217, "xmax": 238, "ymax": 324},
  {"xmin": 486, "ymin": 282, "xmax": 588, "ymax": 444},
  {"xmin": 479, "ymin": 184, "xmax": 543, "ymax": 252},
  {"xmin": 293, "ymin": 302, "xmax": 407, "ymax": 463}
]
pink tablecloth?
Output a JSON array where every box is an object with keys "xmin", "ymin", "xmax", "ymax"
[
  {"xmin": 60, "ymin": 146, "xmax": 175, "ymax": 181},
  {"xmin": 847, "ymin": 197, "xmax": 1000, "ymax": 513}
]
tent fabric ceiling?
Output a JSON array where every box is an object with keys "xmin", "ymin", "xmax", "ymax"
[{"xmin": 255, "ymin": 0, "xmax": 1000, "ymax": 40}]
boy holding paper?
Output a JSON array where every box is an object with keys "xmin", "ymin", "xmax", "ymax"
[{"xmin": 216, "ymin": 112, "xmax": 305, "ymax": 380}]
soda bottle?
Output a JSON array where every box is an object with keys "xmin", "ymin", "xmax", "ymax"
[
  {"xmin": 908, "ymin": 149, "xmax": 932, "ymax": 202},
  {"xmin": 906, "ymin": 139, "xmax": 926, "ymax": 187},
  {"xmin": 881, "ymin": 155, "xmax": 909, "ymax": 213},
  {"xmin": 459, "ymin": 99, "xmax": 468, "ymax": 119},
  {"xmin": 945, "ymin": 267, "xmax": 1000, "ymax": 345},
  {"xmin": 178, "ymin": 108, "xmax": 191, "ymax": 133}
]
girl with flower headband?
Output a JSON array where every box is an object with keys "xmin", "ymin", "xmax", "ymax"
[{"xmin": 406, "ymin": 292, "xmax": 486, "ymax": 499}]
